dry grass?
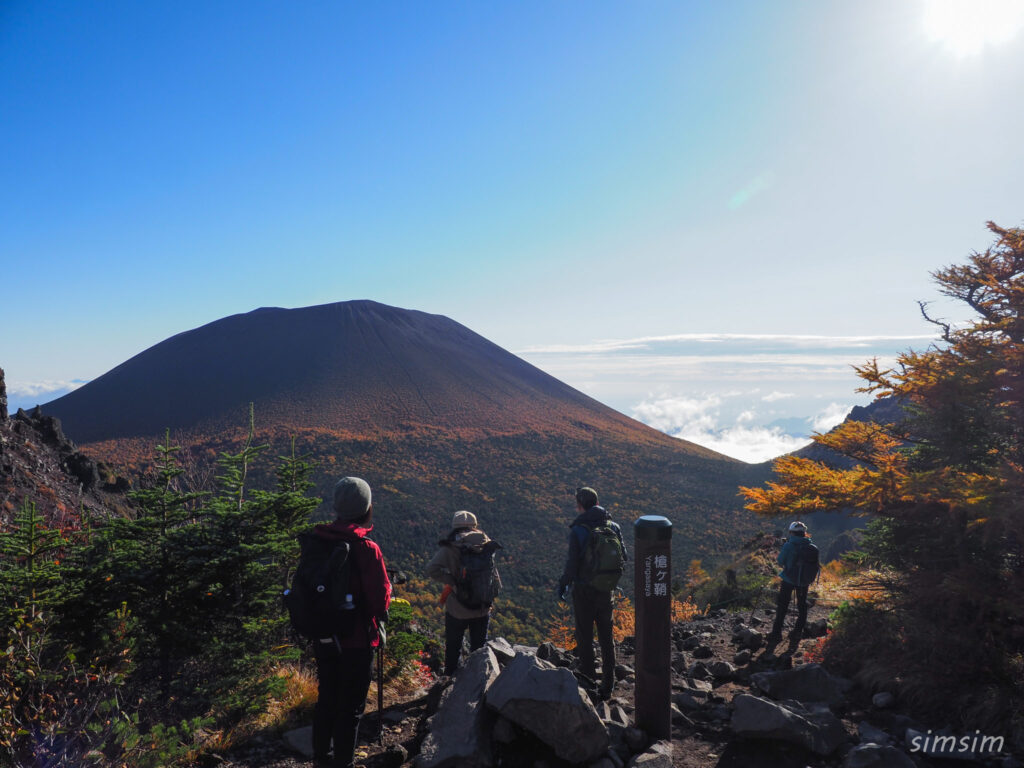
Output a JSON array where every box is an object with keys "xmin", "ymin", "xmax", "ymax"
[
  {"xmin": 811, "ymin": 559, "xmax": 893, "ymax": 611},
  {"xmin": 199, "ymin": 663, "xmax": 319, "ymax": 753}
]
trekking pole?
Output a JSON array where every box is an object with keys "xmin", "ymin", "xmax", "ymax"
[
  {"xmin": 747, "ymin": 585, "xmax": 766, "ymax": 624},
  {"xmin": 377, "ymin": 620, "xmax": 387, "ymax": 746}
]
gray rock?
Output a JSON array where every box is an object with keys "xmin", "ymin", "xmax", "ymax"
[
  {"xmin": 382, "ymin": 744, "xmax": 408, "ymax": 768},
  {"xmin": 381, "ymin": 709, "xmax": 409, "ymax": 725},
  {"xmin": 623, "ymin": 727, "xmax": 648, "ymax": 753},
  {"xmin": 417, "ymin": 646, "xmax": 500, "ymax": 767},
  {"xmin": 486, "ymin": 637, "xmax": 516, "ymax": 664},
  {"xmin": 844, "ymin": 744, "xmax": 916, "ymax": 768},
  {"xmin": 671, "ymin": 704, "xmax": 693, "ymax": 727},
  {"xmin": 626, "ymin": 740, "xmax": 673, "ymax": 768},
  {"xmin": 493, "ymin": 715, "xmax": 518, "ymax": 744},
  {"xmin": 671, "ymin": 654, "xmax": 688, "ymax": 673},
  {"xmin": 858, "ymin": 721, "xmax": 893, "ymax": 745},
  {"xmin": 537, "ymin": 641, "xmax": 574, "ymax": 668},
  {"xmin": 673, "ymin": 689, "xmax": 710, "ymax": 711},
  {"xmin": 750, "ymin": 663, "xmax": 853, "ymax": 707},
  {"xmin": 485, "ymin": 652, "xmax": 609, "ymax": 764},
  {"xmin": 615, "ymin": 663, "xmax": 634, "ymax": 680},
  {"xmin": 731, "ymin": 693, "xmax": 846, "ymax": 756},
  {"xmin": 598, "ymin": 702, "xmax": 631, "ymax": 727},
  {"xmin": 709, "ymin": 661, "xmax": 736, "ymax": 680},
  {"xmin": 733, "ymin": 627, "xmax": 764, "ymax": 650},
  {"xmin": 685, "ymin": 677, "xmax": 713, "ymax": 692},
  {"xmin": 804, "ymin": 618, "xmax": 829, "ymax": 638},
  {"xmin": 281, "ymin": 725, "xmax": 314, "ymax": 758},
  {"xmin": 688, "ymin": 661, "xmax": 714, "ymax": 681},
  {"xmin": 733, "ymin": 649, "xmax": 753, "ymax": 665},
  {"xmin": 692, "ymin": 645, "xmax": 713, "ymax": 659},
  {"xmin": 512, "ymin": 644, "xmax": 537, "ymax": 656},
  {"xmin": 872, "ymin": 692, "xmax": 896, "ymax": 709}
]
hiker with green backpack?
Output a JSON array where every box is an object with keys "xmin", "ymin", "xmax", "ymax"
[
  {"xmin": 557, "ymin": 487, "xmax": 627, "ymax": 700},
  {"xmin": 426, "ymin": 510, "xmax": 502, "ymax": 676},
  {"xmin": 765, "ymin": 520, "xmax": 820, "ymax": 648}
]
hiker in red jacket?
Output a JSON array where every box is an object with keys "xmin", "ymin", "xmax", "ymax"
[{"xmin": 309, "ymin": 477, "xmax": 391, "ymax": 768}]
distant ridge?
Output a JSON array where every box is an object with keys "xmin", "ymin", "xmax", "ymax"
[{"xmin": 44, "ymin": 300, "xmax": 726, "ymax": 458}]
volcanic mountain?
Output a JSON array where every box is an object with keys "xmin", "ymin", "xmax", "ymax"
[
  {"xmin": 46, "ymin": 301, "xmax": 724, "ymax": 451},
  {"xmin": 44, "ymin": 301, "xmax": 770, "ymax": 640}
]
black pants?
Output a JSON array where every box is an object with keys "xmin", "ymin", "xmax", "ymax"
[
  {"xmin": 572, "ymin": 585, "xmax": 615, "ymax": 686},
  {"xmin": 444, "ymin": 611, "xmax": 489, "ymax": 676},
  {"xmin": 313, "ymin": 643, "xmax": 375, "ymax": 768},
  {"xmin": 770, "ymin": 580, "xmax": 809, "ymax": 637}
]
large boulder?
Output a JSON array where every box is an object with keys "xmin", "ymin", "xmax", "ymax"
[
  {"xmin": 731, "ymin": 693, "xmax": 846, "ymax": 756},
  {"xmin": 485, "ymin": 652, "xmax": 609, "ymax": 764},
  {"xmin": 417, "ymin": 646, "xmax": 501, "ymax": 768},
  {"xmin": 750, "ymin": 663, "xmax": 852, "ymax": 707}
]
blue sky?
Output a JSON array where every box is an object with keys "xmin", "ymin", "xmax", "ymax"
[{"xmin": 2, "ymin": 1, "xmax": 1023, "ymax": 461}]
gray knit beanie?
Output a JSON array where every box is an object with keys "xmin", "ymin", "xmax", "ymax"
[{"xmin": 333, "ymin": 476, "xmax": 372, "ymax": 521}]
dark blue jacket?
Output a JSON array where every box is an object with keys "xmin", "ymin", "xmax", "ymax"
[
  {"xmin": 560, "ymin": 505, "xmax": 626, "ymax": 589},
  {"xmin": 778, "ymin": 534, "xmax": 815, "ymax": 586}
]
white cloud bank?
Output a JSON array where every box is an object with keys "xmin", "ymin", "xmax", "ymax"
[
  {"xmin": 632, "ymin": 395, "xmax": 811, "ymax": 463},
  {"xmin": 631, "ymin": 394, "xmax": 855, "ymax": 464},
  {"xmin": 7, "ymin": 380, "xmax": 87, "ymax": 398},
  {"xmin": 811, "ymin": 402, "xmax": 853, "ymax": 433}
]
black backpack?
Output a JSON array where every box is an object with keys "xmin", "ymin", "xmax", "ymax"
[
  {"xmin": 284, "ymin": 532, "xmax": 361, "ymax": 640},
  {"xmin": 794, "ymin": 541, "xmax": 821, "ymax": 587},
  {"xmin": 579, "ymin": 523, "xmax": 625, "ymax": 591},
  {"xmin": 452, "ymin": 540, "xmax": 501, "ymax": 610}
]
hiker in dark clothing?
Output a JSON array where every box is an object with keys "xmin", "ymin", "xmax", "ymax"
[
  {"xmin": 309, "ymin": 477, "xmax": 392, "ymax": 768},
  {"xmin": 766, "ymin": 520, "xmax": 815, "ymax": 646},
  {"xmin": 557, "ymin": 487, "xmax": 626, "ymax": 699},
  {"xmin": 426, "ymin": 511, "xmax": 502, "ymax": 676}
]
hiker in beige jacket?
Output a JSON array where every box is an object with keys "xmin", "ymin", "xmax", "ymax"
[{"xmin": 426, "ymin": 511, "xmax": 502, "ymax": 675}]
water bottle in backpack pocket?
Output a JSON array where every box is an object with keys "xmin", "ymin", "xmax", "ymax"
[{"xmin": 284, "ymin": 533, "xmax": 359, "ymax": 640}]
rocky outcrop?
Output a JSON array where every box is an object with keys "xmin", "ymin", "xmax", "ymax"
[
  {"xmin": 731, "ymin": 693, "xmax": 846, "ymax": 755},
  {"xmin": 0, "ymin": 403, "xmax": 130, "ymax": 527},
  {"xmin": 750, "ymin": 663, "xmax": 852, "ymax": 707},
  {"xmin": 485, "ymin": 652, "xmax": 609, "ymax": 764},
  {"xmin": 417, "ymin": 647, "xmax": 501, "ymax": 768}
]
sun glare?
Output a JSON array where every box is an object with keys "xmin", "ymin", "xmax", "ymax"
[{"xmin": 923, "ymin": 0, "xmax": 1024, "ymax": 57}]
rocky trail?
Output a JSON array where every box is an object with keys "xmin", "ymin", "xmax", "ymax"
[{"xmin": 218, "ymin": 597, "xmax": 1020, "ymax": 768}]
